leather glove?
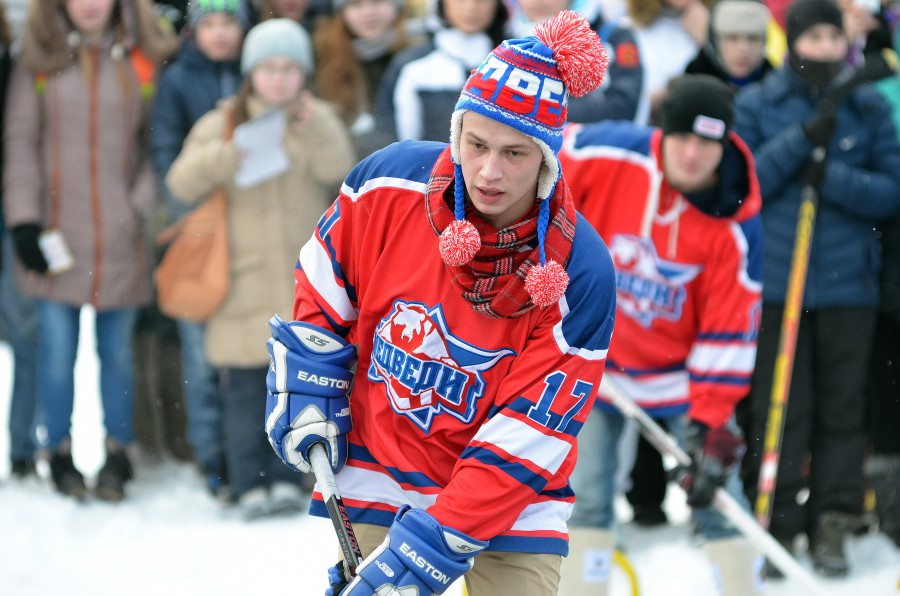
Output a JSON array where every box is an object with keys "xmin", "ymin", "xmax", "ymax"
[
  {"xmin": 679, "ymin": 420, "xmax": 745, "ymax": 508},
  {"xmin": 802, "ymin": 103, "xmax": 837, "ymax": 148},
  {"xmin": 801, "ymin": 148, "xmax": 828, "ymax": 190},
  {"xmin": 11, "ymin": 223, "xmax": 49, "ymax": 274}
]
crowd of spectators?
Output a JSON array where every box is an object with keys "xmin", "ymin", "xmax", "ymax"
[{"xmin": 0, "ymin": 0, "xmax": 898, "ymax": 583}]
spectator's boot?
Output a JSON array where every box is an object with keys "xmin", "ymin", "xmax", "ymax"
[
  {"xmin": 10, "ymin": 458, "xmax": 37, "ymax": 479},
  {"xmin": 558, "ymin": 527, "xmax": 615, "ymax": 596},
  {"xmin": 631, "ymin": 504, "xmax": 669, "ymax": 527},
  {"xmin": 810, "ymin": 511, "xmax": 856, "ymax": 577},
  {"xmin": 267, "ymin": 482, "xmax": 307, "ymax": 516},
  {"xmin": 238, "ymin": 487, "xmax": 270, "ymax": 521},
  {"xmin": 761, "ymin": 534, "xmax": 797, "ymax": 580},
  {"xmin": 703, "ymin": 536, "xmax": 761, "ymax": 595},
  {"xmin": 866, "ymin": 455, "xmax": 900, "ymax": 547},
  {"xmin": 95, "ymin": 449, "xmax": 134, "ymax": 502},
  {"xmin": 203, "ymin": 453, "xmax": 233, "ymax": 503},
  {"xmin": 49, "ymin": 450, "xmax": 87, "ymax": 499}
]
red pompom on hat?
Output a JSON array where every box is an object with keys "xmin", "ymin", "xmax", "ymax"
[{"xmin": 533, "ymin": 10, "xmax": 610, "ymax": 99}]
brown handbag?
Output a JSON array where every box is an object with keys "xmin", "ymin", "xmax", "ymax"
[
  {"xmin": 154, "ymin": 188, "xmax": 230, "ymax": 322},
  {"xmin": 155, "ymin": 108, "xmax": 235, "ymax": 322}
]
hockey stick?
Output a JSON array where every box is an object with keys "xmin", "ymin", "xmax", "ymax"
[
  {"xmin": 309, "ymin": 443, "xmax": 364, "ymax": 582},
  {"xmin": 600, "ymin": 376, "xmax": 830, "ymax": 595},
  {"xmin": 753, "ymin": 170, "xmax": 817, "ymax": 530}
]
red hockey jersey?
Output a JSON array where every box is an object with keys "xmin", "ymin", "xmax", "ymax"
[
  {"xmin": 293, "ymin": 141, "xmax": 616, "ymax": 554},
  {"xmin": 559, "ymin": 122, "xmax": 763, "ymax": 428}
]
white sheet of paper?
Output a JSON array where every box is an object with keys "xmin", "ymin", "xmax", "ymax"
[{"xmin": 232, "ymin": 108, "xmax": 291, "ymax": 189}]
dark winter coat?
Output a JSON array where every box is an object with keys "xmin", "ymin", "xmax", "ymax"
[
  {"xmin": 151, "ymin": 40, "xmax": 242, "ymax": 218},
  {"xmin": 734, "ymin": 66, "xmax": 900, "ymax": 309},
  {"xmin": 684, "ymin": 46, "xmax": 774, "ymax": 90}
]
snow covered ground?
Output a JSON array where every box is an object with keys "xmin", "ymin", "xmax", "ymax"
[{"xmin": 1, "ymin": 307, "xmax": 899, "ymax": 595}]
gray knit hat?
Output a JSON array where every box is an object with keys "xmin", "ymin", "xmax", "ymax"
[
  {"xmin": 241, "ymin": 18, "xmax": 314, "ymax": 75},
  {"xmin": 712, "ymin": 0, "xmax": 770, "ymax": 38}
]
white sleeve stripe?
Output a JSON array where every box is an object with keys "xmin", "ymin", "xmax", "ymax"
[
  {"xmin": 601, "ymin": 371, "xmax": 688, "ymax": 401},
  {"xmin": 551, "ymin": 296, "xmax": 609, "ymax": 361},
  {"xmin": 340, "ymin": 176, "xmax": 428, "ymax": 202},
  {"xmin": 332, "ymin": 466, "xmax": 439, "ymax": 510},
  {"xmin": 508, "ymin": 499, "xmax": 572, "ymax": 533},
  {"xmin": 472, "ymin": 415, "xmax": 570, "ymax": 475},
  {"xmin": 688, "ymin": 343, "xmax": 757, "ymax": 374},
  {"xmin": 333, "ymin": 465, "xmax": 571, "ymax": 533},
  {"xmin": 298, "ymin": 236, "xmax": 358, "ymax": 322}
]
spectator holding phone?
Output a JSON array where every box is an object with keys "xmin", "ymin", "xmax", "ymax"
[{"xmin": 3, "ymin": 0, "xmax": 177, "ymax": 500}]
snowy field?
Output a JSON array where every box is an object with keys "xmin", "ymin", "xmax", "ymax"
[{"xmin": 1, "ymin": 307, "xmax": 900, "ymax": 595}]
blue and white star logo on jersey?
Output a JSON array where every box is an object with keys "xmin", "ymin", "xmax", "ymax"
[
  {"xmin": 609, "ymin": 234, "xmax": 702, "ymax": 327},
  {"xmin": 368, "ymin": 300, "xmax": 515, "ymax": 434}
]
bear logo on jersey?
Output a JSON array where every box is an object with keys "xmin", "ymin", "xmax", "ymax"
[
  {"xmin": 368, "ymin": 301, "xmax": 515, "ymax": 433},
  {"xmin": 610, "ymin": 234, "xmax": 702, "ymax": 327}
]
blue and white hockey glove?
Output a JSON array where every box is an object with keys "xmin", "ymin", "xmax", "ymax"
[
  {"xmin": 339, "ymin": 505, "xmax": 488, "ymax": 596},
  {"xmin": 265, "ymin": 315, "xmax": 357, "ymax": 474}
]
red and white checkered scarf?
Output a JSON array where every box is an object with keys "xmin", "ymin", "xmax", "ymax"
[{"xmin": 425, "ymin": 147, "xmax": 577, "ymax": 319}]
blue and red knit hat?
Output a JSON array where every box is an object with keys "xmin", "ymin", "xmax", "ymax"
[{"xmin": 441, "ymin": 10, "xmax": 608, "ymax": 306}]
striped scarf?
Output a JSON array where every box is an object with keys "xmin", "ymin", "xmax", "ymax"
[{"xmin": 425, "ymin": 147, "xmax": 577, "ymax": 319}]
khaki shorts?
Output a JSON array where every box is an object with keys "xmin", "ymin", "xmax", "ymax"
[{"xmin": 343, "ymin": 522, "xmax": 562, "ymax": 596}]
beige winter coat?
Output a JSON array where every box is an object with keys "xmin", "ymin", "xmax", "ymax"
[
  {"xmin": 166, "ymin": 97, "xmax": 356, "ymax": 367},
  {"xmin": 3, "ymin": 0, "xmax": 178, "ymax": 309}
]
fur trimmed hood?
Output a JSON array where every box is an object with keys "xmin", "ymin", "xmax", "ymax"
[{"xmin": 20, "ymin": 0, "xmax": 178, "ymax": 72}]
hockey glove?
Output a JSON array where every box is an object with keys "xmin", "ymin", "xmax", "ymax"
[
  {"xmin": 679, "ymin": 420, "xmax": 745, "ymax": 509},
  {"xmin": 11, "ymin": 224, "xmax": 49, "ymax": 274},
  {"xmin": 265, "ymin": 314, "xmax": 357, "ymax": 474},
  {"xmin": 339, "ymin": 505, "xmax": 488, "ymax": 596}
]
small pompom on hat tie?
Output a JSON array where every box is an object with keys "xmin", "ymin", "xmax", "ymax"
[{"xmin": 440, "ymin": 10, "xmax": 609, "ymax": 306}]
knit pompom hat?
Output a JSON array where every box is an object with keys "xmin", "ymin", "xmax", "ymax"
[{"xmin": 442, "ymin": 10, "xmax": 608, "ymax": 307}]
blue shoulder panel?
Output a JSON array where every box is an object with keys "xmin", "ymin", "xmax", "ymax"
[
  {"xmin": 560, "ymin": 212, "xmax": 617, "ymax": 354},
  {"xmin": 343, "ymin": 140, "xmax": 447, "ymax": 192},
  {"xmin": 572, "ymin": 120, "xmax": 654, "ymax": 156}
]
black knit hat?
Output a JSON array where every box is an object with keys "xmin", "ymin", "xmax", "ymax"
[
  {"xmin": 660, "ymin": 75, "xmax": 735, "ymax": 143},
  {"xmin": 786, "ymin": 0, "xmax": 844, "ymax": 51}
]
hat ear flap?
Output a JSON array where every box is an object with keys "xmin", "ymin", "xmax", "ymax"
[
  {"xmin": 531, "ymin": 137, "xmax": 560, "ymax": 201},
  {"xmin": 450, "ymin": 109, "xmax": 465, "ymax": 165}
]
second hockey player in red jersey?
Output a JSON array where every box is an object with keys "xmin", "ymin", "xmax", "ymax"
[
  {"xmin": 558, "ymin": 74, "xmax": 764, "ymax": 595},
  {"xmin": 263, "ymin": 10, "xmax": 616, "ymax": 596}
]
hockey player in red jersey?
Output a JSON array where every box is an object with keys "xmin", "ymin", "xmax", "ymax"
[
  {"xmin": 263, "ymin": 10, "xmax": 617, "ymax": 596},
  {"xmin": 558, "ymin": 74, "xmax": 763, "ymax": 595}
]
